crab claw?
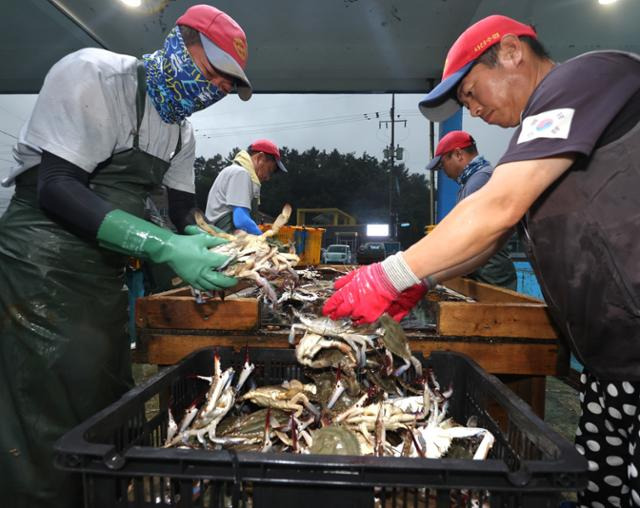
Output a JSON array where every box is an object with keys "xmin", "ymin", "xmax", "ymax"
[
  {"xmin": 235, "ymin": 346, "xmax": 255, "ymax": 393},
  {"xmin": 393, "ymin": 358, "xmax": 411, "ymax": 377},
  {"xmin": 191, "ymin": 288, "xmax": 204, "ymax": 304},
  {"xmin": 262, "ymin": 408, "xmax": 273, "ymax": 452},
  {"xmin": 383, "ymin": 349, "xmax": 394, "ymax": 376},
  {"xmin": 327, "ymin": 367, "xmax": 346, "ymax": 409},
  {"xmin": 408, "ymin": 427, "xmax": 425, "ymax": 458},
  {"xmin": 165, "ymin": 409, "xmax": 178, "ymax": 445},
  {"xmin": 374, "ymin": 402, "xmax": 386, "ymax": 457},
  {"xmin": 178, "ymin": 403, "xmax": 199, "ymax": 433},
  {"xmin": 213, "ymin": 350, "xmax": 222, "ymax": 379},
  {"xmin": 303, "ymin": 400, "xmax": 321, "ymax": 418},
  {"xmin": 290, "ymin": 414, "xmax": 299, "ymax": 453},
  {"xmin": 288, "ymin": 324, "xmax": 301, "ymax": 345}
]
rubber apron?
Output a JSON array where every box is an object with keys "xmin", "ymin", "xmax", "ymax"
[{"xmin": 0, "ymin": 62, "xmax": 180, "ymax": 508}]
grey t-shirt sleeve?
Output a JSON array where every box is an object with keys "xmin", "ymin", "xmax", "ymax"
[
  {"xmin": 22, "ymin": 51, "xmax": 122, "ymax": 172},
  {"xmin": 458, "ymin": 171, "xmax": 491, "ymax": 200},
  {"xmin": 499, "ymin": 52, "xmax": 640, "ymax": 165},
  {"xmin": 225, "ymin": 170, "xmax": 255, "ymax": 208}
]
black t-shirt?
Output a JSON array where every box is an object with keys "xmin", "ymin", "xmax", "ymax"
[{"xmin": 499, "ymin": 51, "xmax": 640, "ymax": 166}]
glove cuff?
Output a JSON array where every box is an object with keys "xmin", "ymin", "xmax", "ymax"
[
  {"xmin": 421, "ymin": 276, "xmax": 436, "ymax": 291},
  {"xmin": 381, "ymin": 252, "xmax": 421, "ymax": 293},
  {"xmin": 97, "ymin": 209, "xmax": 172, "ymax": 261}
]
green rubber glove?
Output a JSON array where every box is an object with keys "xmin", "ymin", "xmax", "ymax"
[
  {"xmin": 184, "ymin": 224, "xmax": 227, "ymax": 236},
  {"xmin": 97, "ymin": 209, "xmax": 237, "ymax": 291}
]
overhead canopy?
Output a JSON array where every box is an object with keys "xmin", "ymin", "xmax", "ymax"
[{"xmin": 4, "ymin": 0, "xmax": 640, "ymax": 94}]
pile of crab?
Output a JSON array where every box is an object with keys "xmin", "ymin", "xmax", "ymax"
[
  {"xmin": 163, "ymin": 312, "xmax": 495, "ymax": 460},
  {"xmin": 193, "ymin": 204, "xmax": 300, "ymax": 304}
]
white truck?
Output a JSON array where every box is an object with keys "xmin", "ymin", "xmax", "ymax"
[{"xmin": 322, "ymin": 244, "xmax": 352, "ymax": 264}]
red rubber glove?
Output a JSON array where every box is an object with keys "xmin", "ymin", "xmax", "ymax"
[
  {"xmin": 322, "ymin": 263, "xmax": 399, "ymax": 324},
  {"xmin": 386, "ymin": 282, "xmax": 429, "ymax": 322},
  {"xmin": 333, "ymin": 269, "xmax": 356, "ymax": 290}
]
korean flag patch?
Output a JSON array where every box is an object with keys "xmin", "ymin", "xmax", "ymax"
[{"xmin": 517, "ymin": 108, "xmax": 575, "ymax": 144}]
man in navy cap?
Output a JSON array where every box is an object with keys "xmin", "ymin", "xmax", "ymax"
[
  {"xmin": 324, "ymin": 14, "xmax": 640, "ymax": 505},
  {"xmin": 0, "ymin": 5, "xmax": 251, "ymax": 506},
  {"xmin": 426, "ymin": 130, "xmax": 516, "ymax": 290},
  {"xmin": 205, "ymin": 139, "xmax": 287, "ymax": 234}
]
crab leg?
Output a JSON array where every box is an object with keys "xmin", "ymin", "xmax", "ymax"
[
  {"xmin": 327, "ymin": 367, "xmax": 346, "ymax": 409},
  {"xmin": 165, "ymin": 409, "xmax": 178, "ymax": 446}
]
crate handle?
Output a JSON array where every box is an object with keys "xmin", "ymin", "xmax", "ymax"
[
  {"xmin": 103, "ymin": 449, "xmax": 126, "ymax": 471},
  {"xmin": 507, "ymin": 467, "xmax": 532, "ymax": 487}
]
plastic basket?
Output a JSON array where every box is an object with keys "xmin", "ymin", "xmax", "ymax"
[
  {"xmin": 55, "ymin": 348, "xmax": 586, "ymax": 508},
  {"xmin": 259, "ymin": 224, "xmax": 325, "ymax": 265},
  {"xmin": 300, "ymin": 226, "xmax": 325, "ymax": 265}
]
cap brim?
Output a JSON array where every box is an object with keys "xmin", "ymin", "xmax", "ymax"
[
  {"xmin": 276, "ymin": 160, "xmax": 287, "ymax": 173},
  {"xmin": 199, "ymin": 33, "xmax": 252, "ymax": 101},
  {"xmin": 425, "ymin": 155, "xmax": 442, "ymax": 171},
  {"xmin": 418, "ymin": 60, "xmax": 474, "ymax": 122}
]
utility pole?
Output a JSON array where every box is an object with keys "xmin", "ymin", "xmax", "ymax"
[{"xmin": 379, "ymin": 93, "xmax": 406, "ymax": 240}]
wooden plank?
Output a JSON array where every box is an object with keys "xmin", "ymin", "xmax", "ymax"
[
  {"xmin": 408, "ymin": 340, "xmax": 559, "ymax": 376},
  {"xmin": 484, "ymin": 375, "xmax": 547, "ymax": 422},
  {"xmin": 135, "ymin": 333, "xmax": 560, "ymax": 376},
  {"xmin": 442, "ymin": 277, "xmax": 543, "ymax": 304},
  {"xmin": 437, "ymin": 301, "xmax": 559, "ymax": 339},
  {"xmin": 145, "ymin": 280, "xmax": 254, "ymax": 299},
  {"xmin": 135, "ymin": 296, "xmax": 259, "ymax": 331}
]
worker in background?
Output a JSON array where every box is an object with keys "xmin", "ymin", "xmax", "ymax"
[
  {"xmin": 0, "ymin": 4, "xmax": 249, "ymax": 506},
  {"xmin": 205, "ymin": 139, "xmax": 287, "ymax": 234},
  {"xmin": 324, "ymin": 15, "xmax": 640, "ymax": 505},
  {"xmin": 426, "ymin": 130, "xmax": 516, "ymax": 290}
]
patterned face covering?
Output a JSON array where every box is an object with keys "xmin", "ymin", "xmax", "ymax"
[
  {"xmin": 457, "ymin": 155, "xmax": 491, "ymax": 186},
  {"xmin": 142, "ymin": 26, "xmax": 227, "ymax": 124}
]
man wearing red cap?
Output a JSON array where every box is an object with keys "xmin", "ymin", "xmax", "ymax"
[
  {"xmin": 426, "ymin": 130, "xmax": 516, "ymax": 290},
  {"xmin": 324, "ymin": 14, "xmax": 640, "ymax": 506},
  {"xmin": 205, "ymin": 139, "xmax": 287, "ymax": 234},
  {"xmin": 0, "ymin": 5, "xmax": 251, "ymax": 506}
]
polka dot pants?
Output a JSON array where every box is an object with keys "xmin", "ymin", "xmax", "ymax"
[{"xmin": 575, "ymin": 371, "xmax": 640, "ymax": 507}]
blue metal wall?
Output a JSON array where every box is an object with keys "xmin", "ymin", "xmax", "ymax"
[{"xmin": 435, "ymin": 110, "xmax": 462, "ymax": 222}]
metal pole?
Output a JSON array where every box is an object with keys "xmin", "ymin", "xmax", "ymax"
[
  {"xmin": 390, "ymin": 93, "xmax": 397, "ymax": 239},
  {"xmin": 428, "ymin": 79, "xmax": 436, "ymax": 226}
]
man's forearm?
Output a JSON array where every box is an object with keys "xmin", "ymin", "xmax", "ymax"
[
  {"xmin": 404, "ymin": 190, "xmax": 516, "ymax": 279},
  {"xmin": 403, "ymin": 157, "xmax": 574, "ymax": 280},
  {"xmin": 428, "ymin": 230, "xmax": 513, "ymax": 284}
]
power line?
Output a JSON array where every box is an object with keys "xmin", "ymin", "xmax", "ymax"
[
  {"xmin": 194, "ymin": 111, "xmax": 387, "ymax": 134},
  {"xmin": 0, "ymin": 128, "xmax": 17, "ymax": 140}
]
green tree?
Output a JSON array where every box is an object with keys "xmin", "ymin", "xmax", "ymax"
[{"xmin": 193, "ymin": 147, "xmax": 431, "ymax": 247}]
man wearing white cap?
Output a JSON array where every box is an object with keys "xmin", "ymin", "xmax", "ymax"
[
  {"xmin": 205, "ymin": 139, "xmax": 287, "ymax": 234},
  {"xmin": 324, "ymin": 14, "xmax": 640, "ymax": 505},
  {"xmin": 0, "ymin": 5, "xmax": 251, "ymax": 506}
]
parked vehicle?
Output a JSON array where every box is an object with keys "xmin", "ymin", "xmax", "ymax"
[
  {"xmin": 356, "ymin": 241, "xmax": 386, "ymax": 265},
  {"xmin": 323, "ymin": 244, "xmax": 352, "ymax": 264}
]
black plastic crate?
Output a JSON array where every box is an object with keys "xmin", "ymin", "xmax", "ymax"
[{"xmin": 55, "ymin": 348, "xmax": 586, "ymax": 508}]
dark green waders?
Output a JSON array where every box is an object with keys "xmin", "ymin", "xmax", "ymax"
[{"xmin": 0, "ymin": 63, "xmax": 181, "ymax": 507}]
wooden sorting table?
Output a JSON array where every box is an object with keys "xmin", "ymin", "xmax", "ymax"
[{"xmin": 133, "ymin": 275, "xmax": 565, "ymax": 418}]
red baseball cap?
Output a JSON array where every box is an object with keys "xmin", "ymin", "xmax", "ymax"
[
  {"xmin": 250, "ymin": 139, "xmax": 287, "ymax": 173},
  {"xmin": 419, "ymin": 15, "xmax": 537, "ymax": 122},
  {"xmin": 426, "ymin": 130, "xmax": 475, "ymax": 170},
  {"xmin": 177, "ymin": 4, "xmax": 252, "ymax": 101}
]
